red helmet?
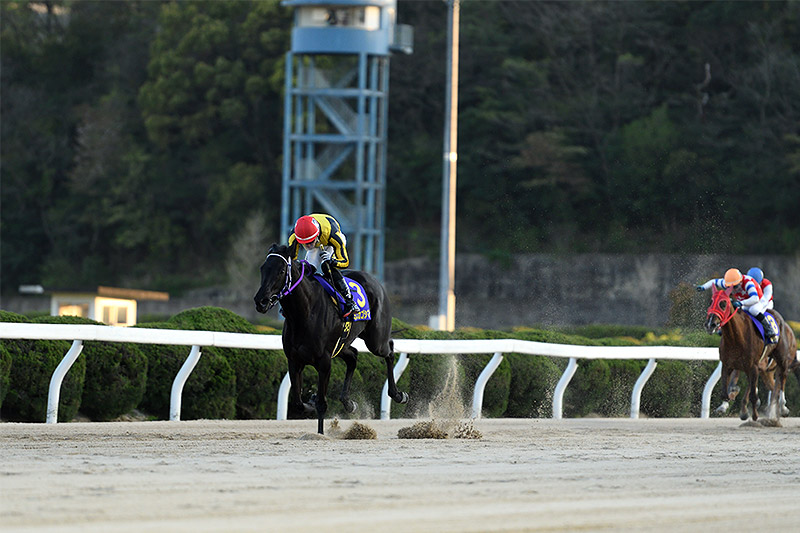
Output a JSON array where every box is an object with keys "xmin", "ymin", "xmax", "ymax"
[{"xmin": 294, "ymin": 215, "xmax": 320, "ymax": 244}]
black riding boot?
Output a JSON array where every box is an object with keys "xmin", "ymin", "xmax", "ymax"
[
  {"xmin": 329, "ymin": 268, "xmax": 358, "ymax": 320},
  {"xmin": 755, "ymin": 313, "xmax": 779, "ymax": 344}
]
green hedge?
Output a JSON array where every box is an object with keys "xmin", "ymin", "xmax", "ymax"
[
  {"xmin": 165, "ymin": 307, "xmax": 285, "ymax": 419},
  {"xmin": 0, "ymin": 311, "xmax": 86, "ymax": 422},
  {"xmin": 135, "ymin": 323, "xmax": 237, "ymax": 420},
  {"xmin": 504, "ymin": 354, "xmax": 562, "ymax": 418},
  {"xmin": 31, "ymin": 315, "xmax": 148, "ymax": 422},
  {"xmin": 0, "ymin": 339, "xmax": 11, "ymax": 410}
]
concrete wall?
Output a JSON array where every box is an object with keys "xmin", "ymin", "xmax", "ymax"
[{"xmin": 4, "ymin": 254, "xmax": 798, "ymax": 329}]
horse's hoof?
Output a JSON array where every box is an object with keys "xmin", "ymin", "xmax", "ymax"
[
  {"xmin": 715, "ymin": 401, "xmax": 729, "ymax": 414},
  {"xmin": 343, "ymin": 399, "xmax": 357, "ymax": 414},
  {"xmin": 398, "ymin": 392, "xmax": 409, "ymax": 404},
  {"xmin": 739, "ymin": 412, "xmax": 749, "ymax": 421}
]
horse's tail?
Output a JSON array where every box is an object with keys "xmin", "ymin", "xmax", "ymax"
[{"xmin": 791, "ymin": 358, "xmax": 800, "ymax": 381}]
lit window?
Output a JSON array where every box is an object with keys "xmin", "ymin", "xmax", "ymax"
[
  {"xmin": 58, "ymin": 304, "xmax": 88, "ymax": 317},
  {"xmin": 297, "ymin": 6, "xmax": 379, "ymax": 30}
]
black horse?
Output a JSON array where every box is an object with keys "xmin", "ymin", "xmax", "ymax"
[{"xmin": 254, "ymin": 243, "xmax": 408, "ymax": 434}]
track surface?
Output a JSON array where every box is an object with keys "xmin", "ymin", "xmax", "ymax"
[{"xmin": 2, "ymin": 417, "xmax": 799, "ymax": 532}]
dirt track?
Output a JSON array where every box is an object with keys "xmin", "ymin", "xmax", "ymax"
[{"xmin": 2, "ymin": 417, "xmax": 799, "ymax": 532}]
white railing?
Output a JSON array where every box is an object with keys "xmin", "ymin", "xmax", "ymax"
[{"xmin": 2, "ymin": 323, "xmax": 769, "ymax": 423}]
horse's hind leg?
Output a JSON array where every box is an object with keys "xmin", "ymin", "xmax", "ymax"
[
  {"xmin": 338, "ymin": 347, "xmax": 358, "ymax": 414},
  {"xmin": 382, "ymin": 340, "xmax": 409, "ymax": 405},
  {"xmin": 746, "ymin": 368, "xmax": 759, "ymax": 421},
  {"xmin": 768, "ymin": 366, "xmax": 787, "ymax": 420}
]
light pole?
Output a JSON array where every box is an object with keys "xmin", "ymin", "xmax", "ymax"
[{"xmin": 436, "ymin": 0, "xmax": 460, "ymax": 331}]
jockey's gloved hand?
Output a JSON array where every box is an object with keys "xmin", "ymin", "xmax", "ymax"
[
  {"xmin": 320, "ymin": 250, "xmax": 333, "ymax": 262},
  {"xmin": 696, "ymin": 285, "xmax": 705, "ymax": 292},
  {"xmin": 732, "ymin": 300, "xmax": 742, "ymax": 309}
]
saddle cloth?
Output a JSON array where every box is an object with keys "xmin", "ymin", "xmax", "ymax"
[
  {"xmin": 313, "ymin": 275, "xmax": 371, "ymax": 321},
  {"xmin": 744, "ymin": 312, "xmax": 778, "ymax": 342}
]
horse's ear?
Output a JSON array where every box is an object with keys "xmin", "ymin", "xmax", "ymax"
[{"xmin": 267, "ymin": 243, "xmax": 278, "ymax": 255}]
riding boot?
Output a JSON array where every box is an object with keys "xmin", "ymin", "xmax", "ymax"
[
  {"xmin": 756, "ymin": 313, "xmax": 779, "ymax": 344},
  {"xmin": 330, "ymin": 268, "xmax": 359, "ymax": 320}
]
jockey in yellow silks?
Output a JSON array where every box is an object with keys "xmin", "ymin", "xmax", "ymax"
[{"xmin": 288, "ymin": 213, "xmax": 358, "ymax": 320}]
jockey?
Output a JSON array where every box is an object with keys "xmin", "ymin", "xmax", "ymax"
[
  {"xmin": 288, "ymin": 213, "xmax": 359, "ymax": 320},
  {"xmin": 746, "ymin": 267, "xmax": 774, "ymax": 311},
  {"xmin": 697, "ymin": 268, "xmax": 778, "ymax": 344}
]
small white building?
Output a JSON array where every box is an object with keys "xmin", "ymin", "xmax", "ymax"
[{"xmin": 21, "ymin": 285, "xmax": 169, "ymax": 326}]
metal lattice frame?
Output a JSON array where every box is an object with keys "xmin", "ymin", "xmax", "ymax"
[{"xmin": 281, "ymin": 52, "xmax": 389, "ymax": 279}]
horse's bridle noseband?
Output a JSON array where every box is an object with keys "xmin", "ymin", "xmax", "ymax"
[{"xmin": 265, "ymin": 253, "xmax": 305, "ymax": 311}]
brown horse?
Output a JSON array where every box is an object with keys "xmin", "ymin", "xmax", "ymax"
[{"xmin": 705, "ymin": 287, "xmax": 797, "ymax": 421}]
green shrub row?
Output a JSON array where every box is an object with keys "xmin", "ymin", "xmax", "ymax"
[{"xmin": 1, "ymin": 309, "xmax": 798, "ymax": 421}]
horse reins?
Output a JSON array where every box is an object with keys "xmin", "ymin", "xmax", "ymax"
[{"xmin": 265, "ymin": 253, "xmax": 305, "ymax": 311}]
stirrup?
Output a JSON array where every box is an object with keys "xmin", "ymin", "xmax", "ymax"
[{"xmin": 342, "ymin": 302, "xmax": 357, "ymax": 321}]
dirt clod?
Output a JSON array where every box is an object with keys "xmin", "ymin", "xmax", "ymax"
[{"xmin": 342, "ymin": 421, "xmax": 377, "ymax": 440}]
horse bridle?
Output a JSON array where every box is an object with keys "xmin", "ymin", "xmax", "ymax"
[
  {"xmin": 707, "ymin": 288, "xmax": 738, "ymax": 329},
  {"xmin": 264, "ymin": 253, "xmax": 306, "ymax": 311}
]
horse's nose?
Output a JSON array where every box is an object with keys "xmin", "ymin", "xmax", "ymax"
[{"xmin": 254, "ymin": 292, "xmax": 267, "ymax": 313}]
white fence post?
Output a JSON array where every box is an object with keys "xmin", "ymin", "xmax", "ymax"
[
  {"xmin": 471, "ymin": 352, "xmax": 503, "ymax": 419},
  {"xmin": 552, "ymin": 357, "xmax": 578, "ymax": 419},
  {"xmin": 276, "ymin": 372, "xmax": 291, "ymax": 420},
  {"xmin": 630, "ymin": 358, "xmax": 657, "ymax": 419},
  {"xmin": 46, "ymin": 340, "xmax": 84, "ymax": 424},
  {"xmin": 170, "ymin": 345, "xmax": 202, "ymax": 421},
  {"xmin": 381, "ymin": 352, "xmax": 410, "ymax": 420},
  {"xmin": 701, "ymin": 361, "xmax": 722, "ymax": 418}
]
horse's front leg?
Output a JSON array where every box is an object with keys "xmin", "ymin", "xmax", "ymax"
[
  {"xmin": 716, "ymin": 365, "xmax": 733, "ymax": 414},
  {"xmin": 287, "ymin": 360, "xmax": 314, "ymax": 418},
  {"xmin": 338, "ymin": 347, "xmax": 358, "ymax": 414},
  {"xmin": 315, "ymin": 358, "xmax": 331, "ymax": 435}
]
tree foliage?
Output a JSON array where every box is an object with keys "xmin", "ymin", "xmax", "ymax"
[{"xmin": 2, "ymin": 0, "xmax": 799, "ymax": 294}]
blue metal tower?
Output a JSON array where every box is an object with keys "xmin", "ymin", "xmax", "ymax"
[{"xmin": 281, "ymin": 0, "xmax": 412, "ymax": 279}]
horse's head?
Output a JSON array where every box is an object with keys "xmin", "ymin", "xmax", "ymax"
[
  {"xmin": 705, "ymin": 287, "xmax": 736, "ymax": 335},
  {"xmin": 254, "ymin": 243, "xmax": 293, "ymax": 314}
]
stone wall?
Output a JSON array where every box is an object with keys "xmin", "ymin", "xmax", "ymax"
[
  {"xmin": 383, "ymin": 253, "xmax": 800, "ymax": 329},
  {"xmin": 4, "ymin": 254, "xmax": 798, "ymax": 329}
]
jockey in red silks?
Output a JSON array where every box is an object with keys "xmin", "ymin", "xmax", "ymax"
[
  {"xmin": 697, "ymin": 268, "xmax": 778, "ymax": 344},
  {"xmin": 288, "ymin": 213, "xmax": 359, "ymax": 320}
]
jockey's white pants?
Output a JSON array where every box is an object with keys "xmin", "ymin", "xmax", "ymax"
[
  {"xmin": 303, "ymin": 245, "xmax": 335, "ymax": 273},
  {"xmin": 745, "ymin": 300, "xmax": 769, "ymax": 317}
]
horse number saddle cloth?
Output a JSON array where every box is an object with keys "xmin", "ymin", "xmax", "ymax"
[
  {"xmin": 744, "ymin": 311, "xmax": 779, "ymax": 343},
  {"xmin": 312, "ymin": 274, "xmax": 372, "ymax": 321}
]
